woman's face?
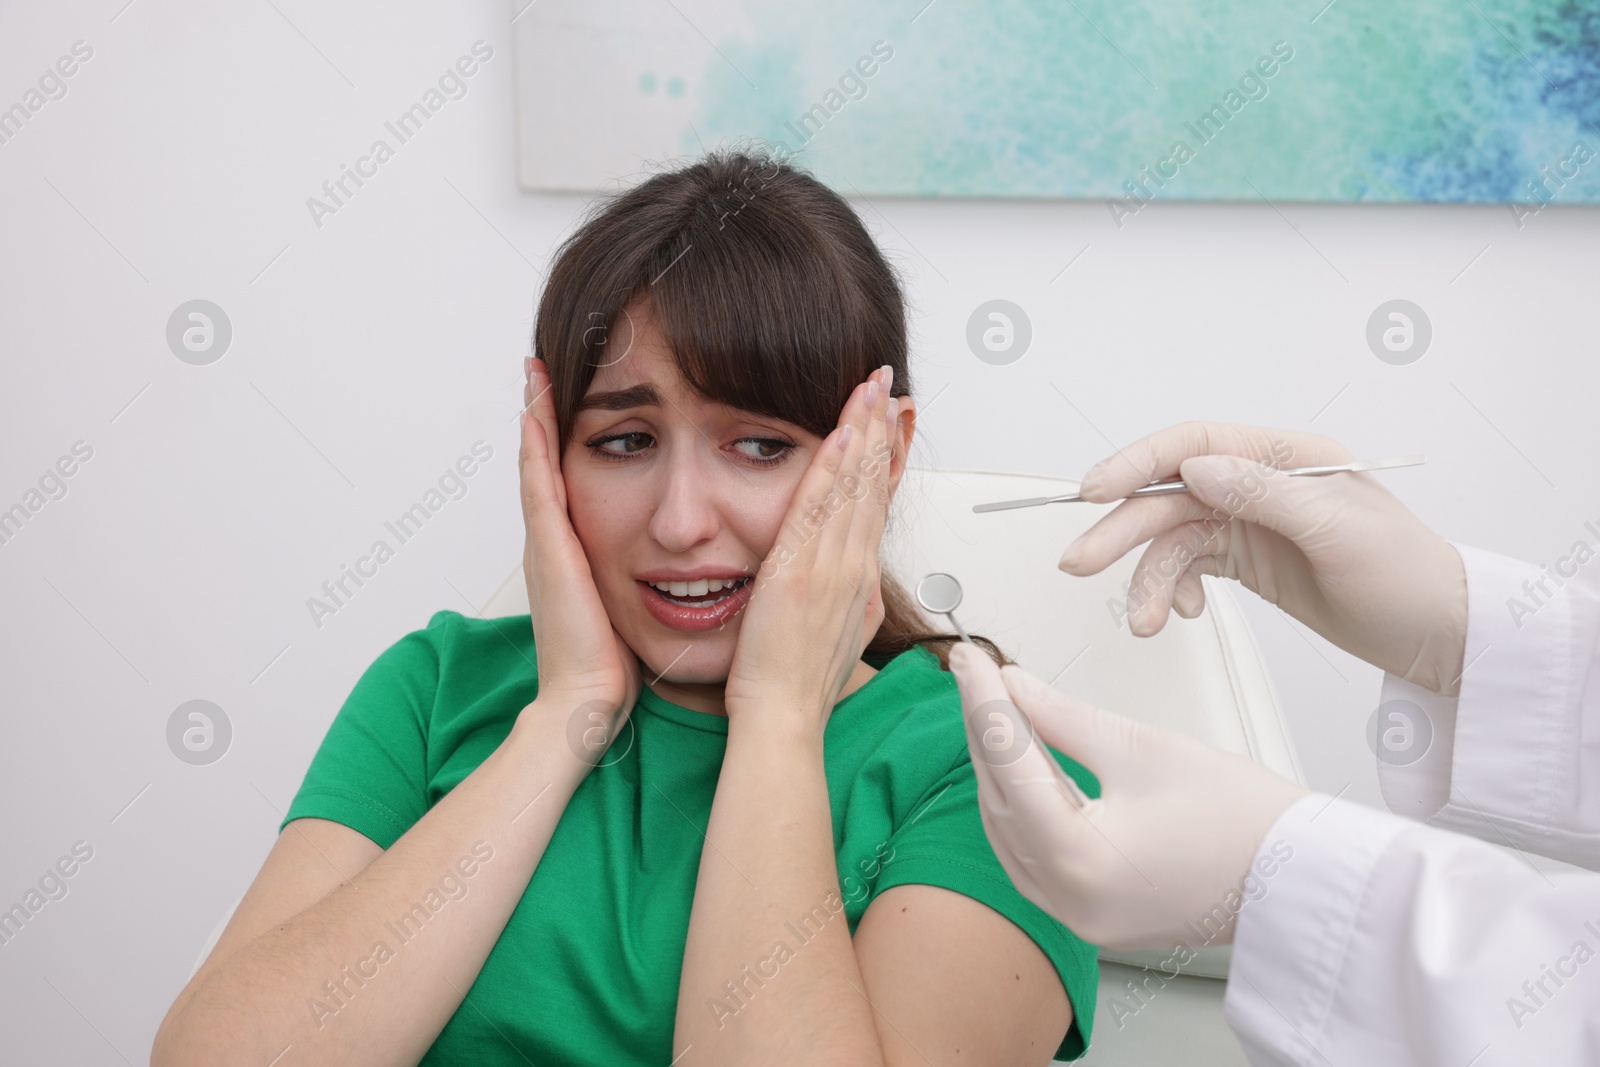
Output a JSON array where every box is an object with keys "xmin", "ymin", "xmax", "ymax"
[{"xmin": 563, "ymin": 301, "xmax": 857, "ymax": 704}]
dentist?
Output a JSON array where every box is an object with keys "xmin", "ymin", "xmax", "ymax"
[{"xmin": 949, "ymin": 421, "xmax": 1600, "ymax": 1066}]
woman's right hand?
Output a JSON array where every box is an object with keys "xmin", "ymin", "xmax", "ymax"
[
  {"xmin": 519, "ymin": 356, "xmax": 640, "ymax": 752},
  {"xmin": 1057, "ymin": 421, "xmax": 1468, "ymax": 695}
]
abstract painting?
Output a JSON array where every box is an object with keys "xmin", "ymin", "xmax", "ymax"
[{"xmin": 512, "ymin": 0, "xmax": 1600, "ymax": 208}]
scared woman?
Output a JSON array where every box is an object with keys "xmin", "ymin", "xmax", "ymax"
[{"xmin": 153, "ymin": 149, "xmax": 1101, "ymax": 1067}]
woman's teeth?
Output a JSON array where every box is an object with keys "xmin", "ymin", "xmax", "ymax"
[{"xmin": 648, "ymin": 577, "xmax": 747, "ymax": 601}]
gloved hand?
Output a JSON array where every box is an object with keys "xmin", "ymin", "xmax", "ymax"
[
  {"xmin": 1058, "ymin": 422, "xmax": 1469, "ymax": 695},
  {"xmin": 949, "ymin": 641, "xmax": 1309, "ymax": 951}
]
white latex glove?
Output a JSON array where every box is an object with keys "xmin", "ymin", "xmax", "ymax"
[
  {"xmin": 948, "ymin": 641, "xmax": 1309, "ymax": 951},
  {"xmin": 1058, "ymin": 422, "xmax": 1469, "ymax": 695}
]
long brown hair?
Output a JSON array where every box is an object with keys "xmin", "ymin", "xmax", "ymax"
[{"xmin": 532, "ymin": 147, "xmax": 1005, "ymax": 670}]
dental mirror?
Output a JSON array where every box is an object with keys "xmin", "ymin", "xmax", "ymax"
[{"xmin": 916, "ymin": 572, "xmax": 972, "ymax": 644}]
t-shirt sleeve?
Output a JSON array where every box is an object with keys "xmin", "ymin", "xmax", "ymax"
[
  {"xmin": 870, "ymin": 739, "xmax": 1102, "ymax": 1062},
  {"xmin": 278, "ymin": 612, "xmax": 448, "ymax": 849}
]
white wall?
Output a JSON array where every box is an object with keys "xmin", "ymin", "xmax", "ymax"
[{"xmin": 1, "ymin": 2, "xmax": 1595, "ymax": 1062}]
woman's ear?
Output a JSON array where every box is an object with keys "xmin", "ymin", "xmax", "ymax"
[{"xmin": 886, "ymin": 395, "xmax": 916, "ymax": 497}]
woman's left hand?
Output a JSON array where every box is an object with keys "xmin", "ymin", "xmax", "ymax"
[{"xmin": 722, "ymin": 365, "xmax": 898, "ymax": 735}]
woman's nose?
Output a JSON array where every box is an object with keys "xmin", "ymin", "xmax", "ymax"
[{"xmin": 647, "ymin": 458, "xmax": 721, "ymax": 553}]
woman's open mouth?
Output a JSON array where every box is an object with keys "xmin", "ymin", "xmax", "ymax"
[{"xmin": 636, "ymin": 575, "xmax": 754, "ymax": 632}]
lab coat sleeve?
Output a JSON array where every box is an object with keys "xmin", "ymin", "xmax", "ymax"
[
  {"xmin": 1223, "ymin": 792, "xmax": 1600, "ymax": 1067},
  {"xmin": 1375, "ymin": 541, "xmax": 1600, "ymax": 868}
]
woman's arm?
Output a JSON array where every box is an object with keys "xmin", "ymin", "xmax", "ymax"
[
  {"xmin": 674, "ymin": 716, "xmax": 1073, "ymax": 1067},
  {"xmin": 157, "ymin": 818, "xmax": 381, "ymax": 1042},
  {"xmin": 674, "ymin": 366, "xmax": 940, "ymax": 1064},
  {"xmin": 671, "ymin": 367, "xmax": 892, "ymax": 1064},
  {"xmin": 674, "ymin": 713, "xmax": 885, "ymax": 1065},
  {"xmin": 852, "ymin": 884, "xmax": 1073, "ymax": 1065},
  {"xmin": 157, "ymin": 356, "xmax": 640, "ymax": 1065},
  {"xmin": 152, "ymin": 707, "xmax": 589, "ymax": 1067}
]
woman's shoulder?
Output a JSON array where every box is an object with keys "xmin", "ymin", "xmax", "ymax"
[
  {"xmin": 412, "ymin": 608, "xmax": 539, "ymax": 685},
  {"xmin": 356, "ymin": 609, "xmax": 537, "ymax": 714},
  {"xmin": 401, "ymin": 609, "xmax": 537, "ymax": 658},
  {"xmin": 282, "ymin": 611, "xmax": 537, "ymax": 845},
  {"xmin": 840, "ymin": 645, "xmax": 969, "ymax": 763},
  {"xmin": 423, "ymin": 607, "xmax": 531, "ymax": 636}
]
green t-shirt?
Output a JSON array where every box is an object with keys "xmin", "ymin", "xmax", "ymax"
[{"xmin": 281, "ymin": 609, "xmax": 1101, "ymax": 1063}]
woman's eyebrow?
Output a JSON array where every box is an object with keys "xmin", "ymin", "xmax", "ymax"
[{"xmin": 577, "ymin": 384, "xmax": 662, "ymax": 412}]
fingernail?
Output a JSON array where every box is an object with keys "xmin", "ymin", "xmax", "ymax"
[
  {"xmin": 836, "ymin": 424, "xmax": 854, "ymax": 450},
  {"xmin": 1129, "ymin": 606, "xmax": 1154, "ymax": 637},
  {"xmin": 1058, "ymin": 537, "xmax": 1084, "ymax": 570},
  {"xmin": 1002, "ymin": 669, "xmax": 1055, "ymax": 721},
  {"xmin": 1078, "ymin": 461, "xmax": 1107, "ymax": 497},
  {"xmin": 1003, "ymin": 663, "xmax": 1043, "ymax": 698},
  {"xmin": 948, "ymin": 639, "xmax": 974, "ymax": 678},
  {"xmin": 887, "ymin": 397, "xmax": 900, "ymax": 422},
  {"xmin": 1182, "ymin": 454, "xmax": 1247, "ymax": 490},
  {"xmin": 882, "ymin": 365, "xmax": 894, "ymax": 391},
  {"xmin": 865, "ymin": 380, "xmax": 879, "ymax": 408}
]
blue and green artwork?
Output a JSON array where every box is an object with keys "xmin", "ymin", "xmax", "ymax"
[{"xmin": 515, "ymin": 0, "xmax": 1600, "ymax": 207}]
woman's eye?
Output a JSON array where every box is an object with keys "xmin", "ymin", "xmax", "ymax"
[
  {"xmin": 732, "ymin": 437, "xmax": 793, "ymax": 463},
  {"xmin": 590, "ymin": 431, "xmax": 654, "ymax": 456}
]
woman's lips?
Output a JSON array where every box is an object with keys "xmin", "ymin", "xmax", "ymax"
[{"xmin": 637, "ymin": 578, "xmax": 753, "ymax": 633}]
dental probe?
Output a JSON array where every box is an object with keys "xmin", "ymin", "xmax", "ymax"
[{"xmin": 973, "ymin": 455, "xmax": 1428, "ymax": 514}]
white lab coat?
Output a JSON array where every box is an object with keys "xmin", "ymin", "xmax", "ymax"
[{"xmin": 1224, "ymin": 542, "xmax": 1600, "ymax": 1066}]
